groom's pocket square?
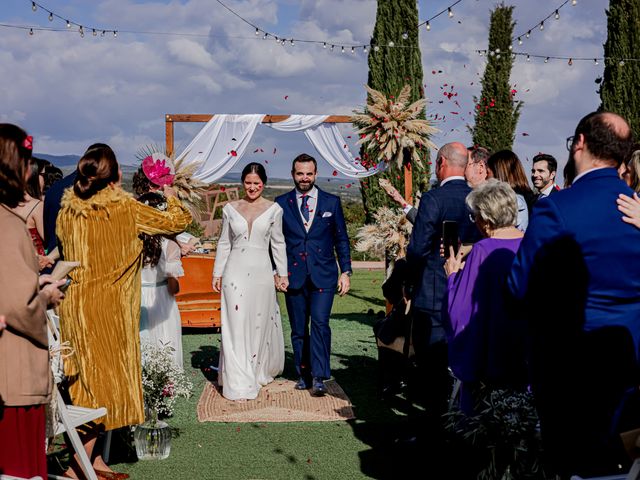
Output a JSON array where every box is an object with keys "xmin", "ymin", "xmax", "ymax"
[{"xmin": 322, "ymin": 212, "xmax": 333, "ymax": 218}]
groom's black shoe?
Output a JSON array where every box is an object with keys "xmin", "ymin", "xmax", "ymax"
[
  {"xmin": 311, "ymin": 378, "xmax": 327, "ymax": 397},
  {"xmin": 295, "ymin": 377, "xmax": 311, "ymax": 390}
]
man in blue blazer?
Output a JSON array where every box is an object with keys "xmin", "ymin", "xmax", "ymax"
[
  {"xmin": 406, "ymin": 142, "xmax": 480, "ymax": 425},
  {"xmin": 508, "ymin": 112, "xmax": 639, "ymax": 477},
  {"xmin": 275, "ymin": 154, "xmax": 352, "ymax": 396}
]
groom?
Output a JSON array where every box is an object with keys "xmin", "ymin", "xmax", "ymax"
[{"xmin": 276, "ymin": 153, "xmax": 352, "ymax": 396}]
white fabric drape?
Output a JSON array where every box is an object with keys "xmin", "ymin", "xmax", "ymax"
[
  {"xmin": 179, "ymin": 114, "xmax": 264, "ymax": 183},
  {"xmin": 177, "ymin": 114, "xmax": 385, "ymax": 183}
]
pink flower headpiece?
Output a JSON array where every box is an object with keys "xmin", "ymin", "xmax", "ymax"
[
  {"xmin": 142, "ymin": 153, "xmax": 175, "ymax": 187},
  {"xmin": 23, "ymin": 135, "xmax": 33, "ymax": 151}
]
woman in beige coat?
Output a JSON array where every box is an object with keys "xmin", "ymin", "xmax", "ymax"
[{"xmin": 0, "ymin": 124, "xmax": 65, "ymax": 479}]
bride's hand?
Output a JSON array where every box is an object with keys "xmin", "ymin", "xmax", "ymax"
[
  {"xmin": 277, "ymin": 275, "xmax": 289, "ymax": 293},
  {"xmin": 212, "ymin": 277, "xmax": 222, "ymax": 293}
]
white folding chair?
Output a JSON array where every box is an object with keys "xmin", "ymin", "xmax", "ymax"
[{"xmin": 46, "ymin": 312, "xmax": 107, "ymax": 480}]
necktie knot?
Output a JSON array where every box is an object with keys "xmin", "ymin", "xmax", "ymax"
[{"xmin": 300, "ymin": 195, "xmax": 310, "ymax": 222}]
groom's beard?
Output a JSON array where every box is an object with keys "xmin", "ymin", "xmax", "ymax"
[{"xmin": 294, "ymin": 179, "xmax": 315, "ymax": 192}]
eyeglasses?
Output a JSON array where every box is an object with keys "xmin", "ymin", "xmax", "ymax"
[{"xmin": 566, "ymin": 136, "xmax": 575, "ymax": 151}]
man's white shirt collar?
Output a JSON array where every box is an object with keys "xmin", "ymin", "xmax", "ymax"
[
  {"xmin": 297, "ymin": 186, "xmax": 318, "ymax": 198},
  {"xmin": 440, "ymin": 176, "xmax": 466, "ymax": 187},
  {"xmin": 540, "ymin": 183, "xmax": 555, "ymax": 197}
]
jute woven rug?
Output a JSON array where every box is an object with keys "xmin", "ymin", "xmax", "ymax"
[{"xmin": 196, "ymin": 379, "xmax": 355, "ymax": 423}]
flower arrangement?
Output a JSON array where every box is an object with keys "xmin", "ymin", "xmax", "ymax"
[
  {"xmin": 141, "ymin": 342, "xmax": 193, "ymax": 422},
  {"xmin": 355, "ymin": 206, "xmax": 413, "ymax": 261},
  {"xmin": 445, "ymin": 386, "xmax": 546, "ymax": 479},
  {"xmin": 351, "ymin": 84, "xmax": 438, "ymax": 169}
]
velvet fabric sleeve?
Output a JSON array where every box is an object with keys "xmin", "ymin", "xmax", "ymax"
[{"xmin": 134, "ymin": 196, "xmax": 192, "ymax": 236}]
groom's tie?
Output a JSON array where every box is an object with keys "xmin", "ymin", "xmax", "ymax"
[{"xmin": 300, "ymin": 195, "xmax": 310, "ymax": 223}]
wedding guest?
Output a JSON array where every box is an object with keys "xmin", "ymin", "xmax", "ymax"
[
  {"xmin": 486, "ymin": 150, "xmax": 535, "ymax": 231},
  {"xmin": 57, "ymin": 145, "xmax": 191, "ymax": 477},
  {"xmin": 531, "ymin": 153, "xmax": 560, "ymax": 200},
  {"xmin": 213, "ymin": 162, "xmax": 288, "ymax": 400},
  {"xmin": 443, "ymin": 179, "xmax": 527, "ymax": 414},
  {"xmin": 11, "ymin": 157, "xmax": 49, "ymax": 270},
  {"xmin": 0, "ymin": 123, "xmax": 66, "ymax": 479},
  {"xmin": 618, "ymin": 148, "xmax": 640, "ymax": 192},
  {"xmin": 41, "ymin": 161, "xmax": 63, "ymax": 195},
  {"xmin": 465, "ymin": 145, "xmax": 491, "ymax": 188},
  {"xmin": 138, "ymin": 192, "xmax": 185, "ymax": 369}
]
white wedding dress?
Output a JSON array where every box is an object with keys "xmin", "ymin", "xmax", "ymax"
[
  {"xmin": 213, "ymin": 202, "xmax": 288, "ymax": 400},
  {"xmin": 140, "ymin": 237, "xmax": 184, "ymax": 369}
]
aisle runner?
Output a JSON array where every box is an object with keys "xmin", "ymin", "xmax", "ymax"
[{"xmin": 197, "ymin": 379, "xmax": 355, "ymax": 423}]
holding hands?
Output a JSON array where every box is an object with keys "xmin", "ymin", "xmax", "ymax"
[{"xmin": 275, "ymin": 275, "xmax": 289, "ymax": 293}]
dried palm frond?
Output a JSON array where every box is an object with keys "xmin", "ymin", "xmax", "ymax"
[
  {"xmin": 355, "ymin": 206, "xmax": 413, "ymax": 260},
  {"xmin": 351, "ymin": 85, "xmax": 438, "ymax": 169}
]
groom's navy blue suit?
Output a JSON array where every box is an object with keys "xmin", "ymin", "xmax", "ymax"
[{"xmin": 276, "ymin": 187, "xmax": 351, "ymax": 380}]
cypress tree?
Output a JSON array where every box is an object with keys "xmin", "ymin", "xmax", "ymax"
[
  {"xmin": 360, "ymin": 0, "xmax": 429, "ymax": 222},
  {"xmin": 471, "ymin": 4, "xmax": 522, "ymax": 152},
  {"xmin": 599, "ymin": 0, "xmax": 640, "ymax": 137}
]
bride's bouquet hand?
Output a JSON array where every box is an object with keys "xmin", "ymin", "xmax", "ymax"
[{"xmin": 212, "ymin": 277, "xmax": 222, "ymax": 293}]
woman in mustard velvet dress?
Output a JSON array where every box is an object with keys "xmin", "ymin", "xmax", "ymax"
[{"xmin": 57, "ymin": 145, "xmax": 191, "ymax": 476}]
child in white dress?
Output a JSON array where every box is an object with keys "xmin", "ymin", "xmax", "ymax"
[{"xmin": 138, "ymin": 192, "xmax": 185, "ymax": 369}]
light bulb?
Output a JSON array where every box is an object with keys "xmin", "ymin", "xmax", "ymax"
[
  {"xmin": 113, "ymin": 30, "xmax": 117, "ymax": 38},
  {"xmin": 323, "ymin": 42, "xmax": 327, "ymax": 48},
  {"xmin": 32, "ymin": 2, "xmax": 37, "ymax": 12},
  {"xmin": 594, "ymin": 58, "xmax": 599, "ymax": 65},
  {"xmin": 544, "ymin": 57, "xmax": 549, "ymax": 63},
  {"xmin": 572, "ymin": 0, "xmax": 577, "ymax": 5},
  {"xmin": 341, "ymin": 46, "xmax": 345, "ymax": 53},
  {"xmin": 402, "ymin": 32, "xmax": 408, "ymax": 40},
  {"xmin": 619, "ymin": 60, "xmax": 625, "ymax": 66},
  {"xmin": 526, "ymin": 55, "xmax": 531, "ymax": 62},
  {"xmin": 526, "ymin": 30, "xmax": 531, "ymax": 38},
  {"xmin": 255, "ymin": 28, "xmax": 259, "ymax": 35},
  {"xmin": 518, "ymin": 37, "xmax": 522, "ymax": 45},
  {"xmin": 373, "ymin": 45, "xmax": 380, "ymax": 52},
  {"xmin": 496, "ymin": 54, "xmax": 501, "ymax": 59},
  {"xmin": 92, "ymin": 29, "xmax": 97, "ymax": 36},
  {"xmin": 48, "ymin": 12, "xmax": 53, "ymax": 21},
  {"xmin": 290, "ymin": 39, "xmax": 294, "ymax": 46},
  {"xmin": 80, "ymin": 28, "xmax": 84, "ymax": 38},
  {"xmin": 508, "ymin": 45, "xmax": 513, "ymax": 51},
  {"xmin": 388, "ymin": 41, "xmax": 394, "ymax": 47},
  {"xmin": 495, "ymin": 48, "xmax": 500, "ymax": 53},
  {"xmin": 539, "ymin": 22, "xmax": 544, "ymax": 31},
  {"xmin": 568, "ymin": 58, "xmax": 573, "ymax": 66},
  {"xmin": 263, "ymin": 33, "xmax": 268, "ymax": 40},
  {"xmin": 479, "ymin": 50, "xmax": 484, "ymax": 56},
  {"xmin": 101, "ymin": 30, "xmax": 105, "ymax": 37},
  {"xmin": 363, "ymin": 45, "xmax": 368, "ymax": 53},
  {"xmin": 426, "ymin": 21, "xmax": 431, "ymax": 31},
  {"xmin": 489, "ymin": 50, "xmax": 495, "ymax": 56},
  {"xmin": 448, "ymin": 7, "xmax": 453, "ymax": 18},
  {"xmin": 351, "ymin": 47, "xmax": 355, "ymax": 54},
  {"xmin": 29, "ymin": 28, "xmax": 34, "ymax": 35},
  {"xmin": 66, "ymin": 20, "xmax": 71, "ymax": 28},
  {"xmin": 554, "ymin": 10, "xmax": 560, "ymax": 20},
  {"xmin": 331, "ymin": 45, "xmax": 335, "ymax": 51}
]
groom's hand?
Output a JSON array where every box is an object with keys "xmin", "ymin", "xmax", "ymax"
[{"xmin": 337, "ymin": 273, "xmax": 351, "ymax": 296}]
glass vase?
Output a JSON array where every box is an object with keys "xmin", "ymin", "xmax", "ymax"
[{"xmin": 134, "ymin": 410, "xmax": 171, "ymax": 460}]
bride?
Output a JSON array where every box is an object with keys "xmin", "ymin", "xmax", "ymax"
[{"xmin": 212, "ymin": 162, "xmax": 289, "ymax": 400}]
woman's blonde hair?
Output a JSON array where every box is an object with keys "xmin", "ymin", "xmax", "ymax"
[{"xmin": 466, "ymin": 179, "xmax": 518, "ymax": 229}]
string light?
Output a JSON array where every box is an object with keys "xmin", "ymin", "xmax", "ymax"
[
  {"xmin": 66, "ymin": 20, "xmax": 70, "ymax": 28},
  {"xmin": 388, "ymin": 41, "xmax": 395, "ymax": 47},
  {"xmin": 477, "ymin": 50, "xmax": 640, "ymax": 66},
  {"xmin": 425, "ymin": 22, "xmax": 431, "ymax": 31},
  {"xmin": 568, "ymin": 58, "xmax": 573, "ymax": 65},
  {"xmin": 594, "ymin": 58, "xmax": 599, "ymax": 65},
  {"xmin": 29, "ymin": 27, "xmax": 33, "ymax": 35},
  {"xmin": 48, "ymin": 12, "xmax": 53, "ymax": 21},
  {"xmin": 518, "ymin": 37, "xmax": 522, "ymax": 45},
  {"xmin": 351, "ymin": 46, "xmax": 355, "ymax": 54},
  {"xmin": 255, "ymin": 27, "xmax": 259, "ymax": 35},
  {"xmin": 572, "ymin": 0, "xmax": 577, "ymax": 5},
  {"xmin": 402, "ymin": 32, "xmax": 408, "ymax": 40},
  {"xmin": 92, "ymin": 28, "xmax": 96, "ymax": 36},
  {"xmin": 341, "ymin": 46, "xmax": 345, "ymax": 53},
  {"xmin": 544, "ymin": 57, "xmax": 549, "ymax": 63},
  {"xmin": 31, "ymin": 2, "xmax": 37, "ymax": 12},
  {"xmin": 448, "ymin": 7, "xmax": 454, "ymax": 18},
  {"xmin": 513, "ymin": 0, "xmax": 576, "ymax": 44},
  {"xmin": 363, "ymin": 45, "xmax": 367, "ymax": 53},
  {"xmin": 27, "ymin": 1, "xmax": 120, "ymax": 39}
]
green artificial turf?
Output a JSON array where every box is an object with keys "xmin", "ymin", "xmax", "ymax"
[{"xmin": 97, "ymin": 269, "xmax": 421, "ymax": 480}]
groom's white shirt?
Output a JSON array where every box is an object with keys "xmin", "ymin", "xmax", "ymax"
[{"xmin": 296, "ymin": 186, "xmax": 318, "ymax": 232}]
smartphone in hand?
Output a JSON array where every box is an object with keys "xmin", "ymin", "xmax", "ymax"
[
  {"xmin": 442, "ymin": 220, "xmax": 460, "ymax": 258},
  {"xmin": 58, "ymin": 278, "xmax": 72, "ymax": 293}
]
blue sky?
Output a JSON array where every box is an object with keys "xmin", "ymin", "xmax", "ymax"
[{"xmin": 0, "ymin": 0, "xmax": 610, "ymax": 180}]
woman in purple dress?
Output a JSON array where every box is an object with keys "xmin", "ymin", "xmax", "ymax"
[{"xmin": 443, "ymin": 179, "xmax": 527, "ymax": 413}]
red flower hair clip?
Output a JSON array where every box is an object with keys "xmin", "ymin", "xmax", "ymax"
[{"xmin": 23, "ymin": 135, "xmax": 33, "ymax": 151}]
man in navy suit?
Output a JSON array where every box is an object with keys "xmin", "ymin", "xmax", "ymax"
[
  {"xmin": 406, "ymin": 142, "xmax": 480, "ymax": 426},
  {"xmin": 275, "ymin": 154, "xmax": 352, "ymax": 396},
  {"xmin": 531, "ymin": 152, "xmax": 560, "ymax": 200},
  {"xmin": 508, "ymin": 112, "xmax": 638, "ymax": 477}
]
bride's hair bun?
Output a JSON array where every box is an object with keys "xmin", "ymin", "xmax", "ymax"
[{"xmin": 74, "ymin": 145, "xmax": 119, "ymax": 199}]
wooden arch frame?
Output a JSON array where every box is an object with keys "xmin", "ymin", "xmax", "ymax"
[{"xmin": 164, "ymin": 113, "xmax": 412, "ymax": 200}]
